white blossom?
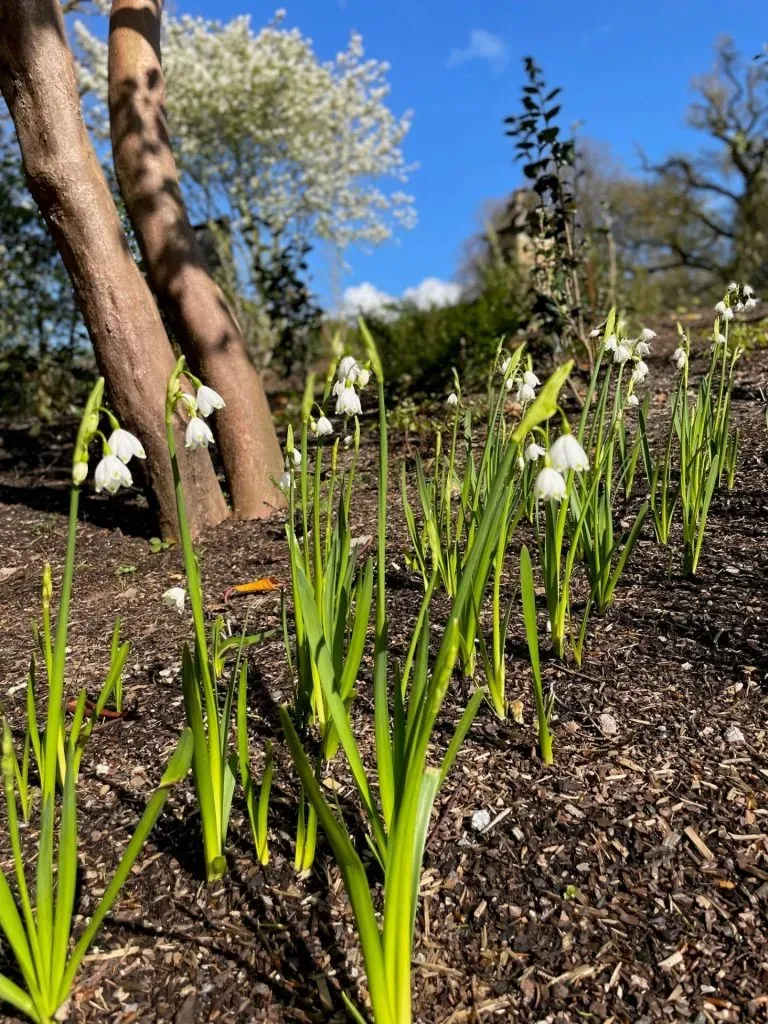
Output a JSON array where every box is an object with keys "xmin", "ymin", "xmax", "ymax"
[
  {"xmin": 517, "ymin": 455, "xmax": 525, "ymax": 471},
  {"xmin": 723, "ymin": 307, "xmax": 734, "ymax": 321},
  {"xmin": 446, "ymin": 392, "xmax": 459, "ymax": 408},
  {"xmin": 639, "ymin": 328, "xmax": 656, "ymax": 342},
  {"xmin": 72, "ymin": 461, "xmax": 88, "ymax": 486},
  {"xmin": 525, "ymin": 442, "xmax": 546, "ymax": 462},
  {"xmin": 626, "ymin": 394, "xmax": 639, "ymax": 407},
  {"xmin": 743, "ymin": 284, "xmax": 754, "ymax": 296},
  {"xmin": 589, "ymin": 328, "xmax": 601, "ymax": 339},
  {"xmin": 549, "ymin": 434, "xmax": 589, "ymax": 473},
  {"xmin": 356, "ymin": 367, "xmax": 371, "ymax": 388},
  {"xmin": 314, "ymin": 415, "xmax": 333, "ymax": 436},
  {"xmin": 631, "ymin": 360, "xmax": 649, "ymax": 384},
  {"xmin": 603, "ymin": 334, "xmax": 617, "ymax": 352},
  {"xmin": 335, "ymin": 384, "xmax": 362, "ymax": 417},
  {"xmin": 196, "ymin": 385, "xmax": 226, "ymax": 417},
  {"xmin": 715, "ymin": 301, "xmax": 727, "ymax": 315},
  {"xmin": 337, "ymin": 355, "xmax": 359, "ymax": 382},
  {"xmin": 745, "ymin": 296, "xmax": 758, "ymax": 310},
  {"xmin": 715, "ymin": 332, "xmax": 727, "ymax": 344},
  {"xmin": 613, "ymin": 344, "xmax": 631, "ymax": 364},
  {"xmin": 500, "ymin": 356, "xmax": 512, "ymax": 374},
  {"xmin": 107, "ymin": 428, "xmax": 146, "ymax": 464},
  {"xmin": 162, "ymin": 587, "xmax": 186, "ymax": 614},
  {"xmin": 185, "ymin": 417, "xmax": 215, "ymax": 450},
  {"xmin": 635, "ymin": 340, "xmax": 651, "ymax": 358},
  {"xmin": 672, "ymin": 347, "xmax": 687, "ymax": 371},
  {"xmin": 534, "ymin": 467, "xmax": 567, "ymax": 502},
  {"xmin": 286, "ymin": 448, "xmax": 301, "ymax": 468},
  {"xmin": 278, "ymin": 470, "xmax": 292, "ymax": 492},
  {"xmin": 727, "ymin": 281, "xmax": 738, "ymax": 292},
  {"xmin": 343, "ymin": 434, "xmax": 353, "ymax": 447},
  {"xmin": 94, "ymin": 454, "xmax": 132, "ymax": 494},
  {"xmin": 517, "ymin": 383, "xmax": 536, "ymax": 404},
  {"xmin": 523, "ymin": 370, "xmax": 540, "ymax": 388}
]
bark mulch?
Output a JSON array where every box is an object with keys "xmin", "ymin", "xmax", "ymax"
[{"xmin": 0, "ymin": 320, "xmax": 767, "ymax": 1023}]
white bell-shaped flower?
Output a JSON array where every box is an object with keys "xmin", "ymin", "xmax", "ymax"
[
  {"xmin": 634, "ymin": 340, "xmax": 651, "ymax": 358},
  {"xmin": 107, "ymin": 428, "xmax": 146, "ymax": 464},
  {"xmin": 743, "ymin": 284, "xmax": 754, "ymax": 296},
  {"xmin": 715, "ymin": 332, "xmax": 727, "ymax": 344},
  {"xmin": 286, "ymin": 448, "xmax": 301, "ymax": 468},
  {"xmin": 517, "ymin": 382, "xmax": 536, "ymax": 404},
  {"xmin": 500, "ymin": 356, "xmax": 511, "ymax": 374},
  {"xmin": 525, "ymin": 442, "xmax": 546, "ymax": 462},
  {"xmin": 533, "ymin": 467, "xmax": 567, "ymax": 502},
  {"xmin": 185, "ymin": 417, "xmax": 215, "ymax": 450},
  {"xmin": 631, "ymin": 360, "xmax": 649, "ymax": 383},
  {"xmin": 523, "ymin": 370, "xmax": 540, "ymax": 388},
  {"xmin": 315, "ymin": 415, "xmax": 333, "ymax": 436},
  {"xmin": 549, "ymin": 434, "xmax": 589, "ymax": 473},
  {"xmin": 672, "ymin": 347, "xmax": 687, "ymax": 370},
  {"xmin": 639, "ymin": 328, "xmax": 656, "ymax": 342},
  {"xmin": 336, "ymin": 385, "xmax": 362, "ymax": 417},
  {"xmin": 603, "ymin": 334, "xmax": 617, "ymax": 352},
  {"xmin": 94, "ymin": 454, "xmax": 132, "ymax": 494},
  {"xmin": 723, "ymin": 307, "xmax": 734, "ymax": 320},
  {"xmin": 517, "ymin": 455, "xmax": 525, "ymax": 471},
  {"xmin": 589, "ymin": 328, "xmax": 601, "ymax": 339},
  {"xmin": 715, "ymin": 301, "xmax": 727, "ymax": 315},
  {"xmin": 446, "ymin": 392, "xmax": 459, "ymax": 407},
  {"xmin": 613, "ymin": 344, "xmax": 631, "ymax": 364},
  {"xmin": 745, "ymin": 296, "xmax": 758, "ymax": 309},
  {"xmin": 356, "ymin": 367, "xmax": 371, "ymax": 388},
  {"xmin": 162, "ymin": 587, "xmax": 186, "ymax": 614},
  {"xmin": 337, "ymin": 355, "xmax": 359, "ymax": 382},
  {"xmin": 626, "ymin": 394, "xmax": 639, "ymax": 408},
  {"xmin": 727, "ymin": 282, "xmax": 738, "ymax": 292},
  {"xmin": 278, "ymin": 471, "xmax": 292, "ymax": 492},
  {"xmin": 196, "ymin": 385, "xmax": 226, "ymax": 418}
]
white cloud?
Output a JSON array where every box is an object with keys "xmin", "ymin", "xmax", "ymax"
[
  {"xmin": 339, "ymin": 277, "xmax": 462, "ymax": 320},
  {"xmin": 446, "ymin": 29, "xmax": 509, "ymax": 75},
  {"xmin": 403, "ymin": 277, "xmax": 463, "ymax": 310},
  {"xmin": 340, "ymin": 282, "xmax": 397, "ymax": 320}
]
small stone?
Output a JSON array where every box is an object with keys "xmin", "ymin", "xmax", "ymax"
[
  {"xmin": 471, "ymin": 809, "xmax": 491, "ymax": 832},
  {"xmin": 599, "ymin": 713, "xmax": 618, "ymax": 737},
  {"xmin": 564, "ymin": 720, "xmax": 580, "ymax": 734},
  {"xmin": 725, "ymin": 725, "xmax": 745, "ymax": 745}
]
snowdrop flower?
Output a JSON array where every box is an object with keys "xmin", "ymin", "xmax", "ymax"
[
  {"xmin": 626, "ymin": 394, "xmax": 639, "ymax": 408},
  {"xmin": 715, "ymin": 332, "xmax": 727, "ymax": 344},
  {"xmin": 634, "ymin": 340, "xmax": 651, "ymax": 358},
  {"xmin": 343, "ymin": 435, "xmax": 353, "ymax": 447},
  {"xmin": 500, "ymin": 356, "xmax": 511, "ymax": 374},
  {"xmin": 446, "ymin": 392, "xmax": 459, "ymax": 408},
  {"xmin": 356, "ymin": 367, "xmax": 370, "ymax": 388},
  {"xmin": 722, "ymin": 306, "xmax": 734, "ymax": 321},
  {"xmin": 715, "ymin": 301, "xmax": 727, "ymax": 315},
  {"xmin": 185, "ymin": 416, "xmax": 215, "ymax": 450},
  {"xmin": 525, "ymin": 442, "xmax": 546, "ymax": 462},
  {"xmin": 613, "ymin": 344, "xmax": 631, "ymax": 364},
  {"xmin": 505, "ymin": 376, "xmax": 515, "ymax": 392},
  {"xmin": 639, "ymin": 328, "xmax": 656, "ymax": 342},
  {"xmin": 196, "ymin": 385, "xmax": 225, "ymax": 417},
  {"xmin": 278, "ymin": 470, "xmax": 292, "ymax": 492},
  {"xmin": 603, "ymin": 334, "xmax": 617, "ymax": 352},
  {"xmin": 631, "ymin": 360, "xmax": 649, "ymax": 384},
  {"xmin": 337, "ymin": 355, "xmax": 359, "ymax": 382},
  {"xmin": 162, "ymin": 587, "xmax": 186, "ymax": 614},
  {"xmin": 107, "ymin": 428, "xmax": 146, "ymax": 464},
  {"xmin": 94, "ymin": 454, "xmax": 132, "ymax": 494},
  {"xmin": 314, "ymin": 415, "xmax": 333, "ymax": 436},
  {"xmin": 549, "ymin": 434, "xmax": 589, "ymax": 473},
  {"xmin": 517, "ymin": 455, "xmax": 525, "ymax": 472},
  {"xmin": 517, "ymin": 383, "xmax": 536, "ymax": 404},
  {"xmin": 534, "ymin": 467, "xmax": 567, "ymax": 502},
  {"xmin": 672, "ymin": 346, "xmax": 687, "ymax": 370},
  {"xmin": 743, "ymin": 283, "xmax": 754, "ymax": 296},
  {"xmin": 589, "ymin": 328, "xmax": 601, "ymax": 339},
  {"xmin": 286, "ymin": 448, "xmax": 301, "ymax": 468},
  {"xmin": 727, "ymin": 281, "xmax": 738, "ymax": 292},
  {"xmin": 735, "ymin": 301, "xmax": 745, "ymax": 312},
  {"xmin": 335, "ymin": 384, "xmax": 362, "ymax": 417},
  {"xmin": 523, "ymin": 370, "xmax": 540, "ymax": 388},
  {"xmin": 745, "ymin": 296, "xmax": 758, "ymax": 310}
]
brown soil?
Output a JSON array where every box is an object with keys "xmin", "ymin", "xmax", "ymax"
[{"xmin": 1, "ymin": 319, "xmax": 767, "ymax": 1024}]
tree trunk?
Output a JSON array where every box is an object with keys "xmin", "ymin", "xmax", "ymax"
[
  {"xmin": 108, "ymin": 0, "xmax": 285, "ymax": 519},
  {"xmin": 0, "ymin": 0, "xmax": 228, "ymax": 539}
]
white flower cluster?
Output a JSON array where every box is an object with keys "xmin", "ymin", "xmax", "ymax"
[
  {"xmin": 531, "ymin": 435, "xmax": 590, "ymax": 502},
  {"xmin": 716, "ymin": 283, "xmax": 759, "ymax": 325},
  {"xmin": 603, "ymin": 327, "xmax": 655, "ymax": 408},
  {"xmin": 183, "ymin": 384, "xmax": 226, "ymax": 450},
  {"xmin": 74, "ymin": 12, "xmax": 416, "ymax": 251},
  {"xmin": 333, "ymin": 355, "xmax": 369, "ymax": 417},
  {"xmin": 90, "ymin": 428, "xmax": 146, "ymax": 494},
  {"xmin": 499, "ymin": 355, "xmax": 541, "ymax": 405}
]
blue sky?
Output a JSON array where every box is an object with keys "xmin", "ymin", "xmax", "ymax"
[{"xmin": 179, "ymin": 0, "xmax": 764, "ymax": 310}]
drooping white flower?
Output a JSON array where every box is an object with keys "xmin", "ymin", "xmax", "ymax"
[
  {"xmin": 727, "ymin": 281, "xmax": 738, "ymax": 292},
  {"xmin": 722, "ymin": 307, "xmax": 734, "ymax": 321},
  {"xmin": 278, "ymin": 471, "xmax": 292, "ymax": 492},
  {"xmin": 196, "ymin": 385, "xmax": 226, "ymax": 417},
  {"xmin": 517, "ymin": 455, "xmax": 525, "ymax": 472},
  {"xmin": 715, "ymin": 332, "xmax": 727, "ymax": 344},
  {"xmin": 335, "ymin": 384, "xmax": 362, "ymax": 417},
  {"xmin": 639, "ymin": 328, "xmax": 656, "ymax": 342},
  {"xmin": 523, "ymin": 370, "xmax": 540, "ymax": 388},
  {"xmin": 286, "ymin": 448, "xmax": 301, "ymax": 468},
  {"xmin": 185, "ymin": 417, "xmax": 215, "ymax": 450},
  {"xmin": 94, "ymin": 454, "xmax": 132, "ymax": 494},
  {"xmin": 107, "ymin": 428, "xmax": 146, "ymax": 464},
  {"xmin": 735, "ymin": 301, "xmax": 745, "ymax": 312},
  {"xmin": 162, "ymin": 587, "xmax": 186, "ymax": 614},
  {"xmin": 337, "ymin": 355, "xmax": 359, "ymax": 382},
  {"xmin": 549, "ymin": 434, "xmax": 589, "ymax": 473},
  {"xmin": 356, "ymin": 367, "xmax": 371, "ymax": 388},
  {"xmin": 533, "ymin": 467, "xmax": 567, "ymax": 502},
  {"xmin": 505, "ymin": 376, "xmax": 515, "ymax": 392},
  {"xmin": 626, "ymin": 394, "xmax": 639, "ymax": 407},
  {"xmin": 517, "ymin": 383, "xmax": 536, "ymax": 404},
  {"xmin": 634, "ymin": 340, "xmax": 651, "ymax": 358},
  {"xmin": 745, "ymin": 296, "xmax": 758, "ymax": 310},
  {"xmin": 314, "ymin": 415, "xmax": 333, "ymax": 436},
  {"xmin": 525, "ymin": 442, "xmax": 546, "ymax": 462},
  {"xmin": 589, "ymin": 328, "xmax": 601, "ymax": 339},
  {"xmin": 631, "ymin": 360, "xmax": 649, "ymax": 384},
  {"xmin": 672, "ymin": 347, "xmax": 687, "ymax": 370},
  {"xmin": 743, "ymin": 284, "xmax": 754, "ymax": 296},
  {"xmin": 446, "ymin": 392, "xmax": 459, "ymax": 408},
  {"xmin": 603, "ymin": 334, "xmax": 617, "ymax": 352},
  {"xmin": 500, "ymin": 356, "xmax": 512, "ymax": 374},
  {"xmin": 613, "ymin": 344, "xmax": 631, "ymax": 364},
  {"xmin": 715, "ymin": 301, "xmax": 727, "ymax": 315},
  {"xmin": 343, "ymin": 434, "xmax": 353, "ymax": 447}
]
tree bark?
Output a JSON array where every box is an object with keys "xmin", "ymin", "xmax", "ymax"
[
  {"xmin": 108, "ymin": 0, "xmax": 285, "ymax": 519},
  {"xmin": 0, "ymin": 0, "xmax": 228, "ymax": 539}
]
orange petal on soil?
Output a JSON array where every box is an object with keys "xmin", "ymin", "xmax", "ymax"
[{"xmin": 231, "ymin": 577, "xmax": 282, "ymax": 594}]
